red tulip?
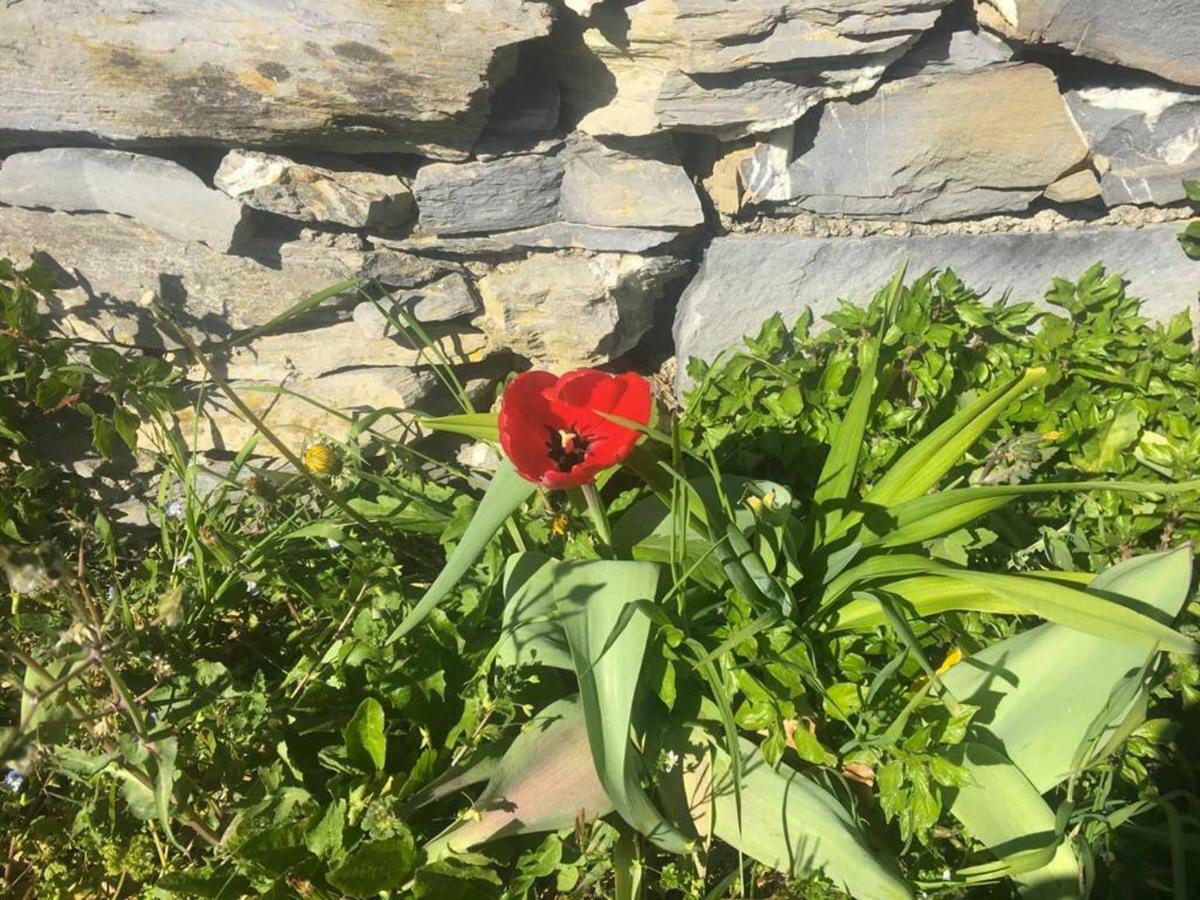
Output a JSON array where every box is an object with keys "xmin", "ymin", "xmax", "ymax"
[{"xmin": 498, "ymin": 369, "xmax": 652, "ymax": 489}]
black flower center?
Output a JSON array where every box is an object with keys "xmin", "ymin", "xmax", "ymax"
[{"xmin": 546, "ymin": 427, "xmax": 590, "ymax": 472}]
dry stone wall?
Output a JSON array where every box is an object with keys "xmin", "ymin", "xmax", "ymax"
[{"xmin": 0, "ymin": 0, "xmax": 1196, "ymax": 454}]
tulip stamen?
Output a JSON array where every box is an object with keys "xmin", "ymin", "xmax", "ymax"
[{"xmin": 547, "ymin": 427, "xmax": 590, "ymax": 472}]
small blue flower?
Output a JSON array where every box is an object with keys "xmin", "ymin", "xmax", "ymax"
[
  {"xmin": 164, "ymin": 499, "xmax": 185, "ymax": 520},
  {"xmin": 3, "ymin": 769, "xmax": 24, "ymax": 793}
]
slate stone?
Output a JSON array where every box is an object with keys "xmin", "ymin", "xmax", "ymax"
[
  {"xmin": 477, "ymin": 252, "xmax": 689, "ymax": 367},
  {"xmin": 1066, "ymin": 81, "xmax": 1200, "ymax": 206},
  {"xmin": 0, "ymin": 148, "xmax": 249, "ymax": 250},
  {"xmin": 673, "ymin": 224, "xmax": 1200, "ymax": 385},
  {"xmin": 747, "ymin": 64, "xmax": 1089, "ymax": 221},
  {"xmin": 378, "ymin": 223, "xmax": 685, "ymax": 256},
  {"xmin": 555, "ymin": 0, "xmax": 954, "ymax": 140},
  {"xmin": 0, "ymin": 206, "xmax": 446, "ymax": 348},
  {"xmin": 214, "ymin": 150, "xmax": 415, "ymax": 229},
  {"xmin": 413, "ymin": 154, "xmax": 565, "ymax": 234},
  {"xmin": 352, "ymin": 273, "xmax": 481, "ymax": 332},
  {"xmin": 978, "ymin": 0, "xmax": 1200, "ymax": 88},
  {"xmin": 0, "ymin": 0, "xmax": 555, "ymax": 158}
]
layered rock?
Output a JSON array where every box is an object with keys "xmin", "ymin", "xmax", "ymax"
[
  {"xmin": 0, "ymin": 0, "xmax": 555, "ymax": 158},
  {"xmin": 406, "ymin": 132, "xmax": 703, "ymax": 252},
  {"xmin": 214, "ymin": 151, "xmax": 415, "ymax": 229},
  {"xmin": 674, "ymin": 223, "xmax": 1199, "ymax": 378},
  {"xmin": 1066, "ymin": 82, "xmax": 1200, "ymax": 206},
  {"xmin": 0, "ymin": 206, "xmax": 447, "ymax": 347},
  {"xmin": 555, "ymin": 0, "xmax": 955, "ymax": 140},
  {"xmin": 477, "ymin": 252, "xmax": 689, "ymax": 367},
  {"xmin": 977, "ymin": 1, "xmax": 1200, "ymax": 88},
  {"xmin": 0, "ymin": 148, "xmax": 249, "ymax": 251},
  {"xmin": 739, "ymin": 64, "xmax": 1091, "ymax": 221}
]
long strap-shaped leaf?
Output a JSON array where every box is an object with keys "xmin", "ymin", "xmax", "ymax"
[
  {"xmin": 814, "ymin": 266, "xmax": 907, "ymax": 539},
  {"xmin": 861, "ymin": 479, "xmax": 1200, "ymax": 549},
  {"xmin": 825, "ymin": 367, "xmax": 1046, "ymax": 546},
  {"xmin": 387, "ymin": 459, "xmax": 535, "ymax": 643},
  {"xmin": 823, "ymin": 557, "xmax": 1196, "ymax": 653},
  {"xmin": 560, "ymin": 559, "xmax": 695, "ymax": 854}
]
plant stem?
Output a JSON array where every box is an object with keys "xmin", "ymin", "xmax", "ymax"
[{"xmin": 581, "ymin": 482, "xmax": 612, "ymax": 549}]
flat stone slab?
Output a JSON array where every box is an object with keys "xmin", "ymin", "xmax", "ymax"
[
  {"xmin": 746, "ymin": 64, "xmax": 1089, "ymax": 222},
  {"xmin": 673, "ymin": 223, "xmax": 1200, "ymax": 385},
  {"xmin": 0, "ymin": 0, "xmax": 554, "ymax": 158},
  {"xmin": 1066, "ymin": 81, "xmax": 1200, "ymax": 206},
  {"xmin": 978, "ymin": 0, "xmax": 1200, "ymax": 88},
  {"xmin": 214, "ymin": 150, "xmax": 415, "ymax": 229},
  {"xmin": 0, "ymin": 148, "xmax": 249, "ymax": 250}
]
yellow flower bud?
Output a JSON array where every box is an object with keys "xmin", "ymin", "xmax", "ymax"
[
  {"xmin": 303, "ymin": 442, "xmax": 337, "ymax": 475},
  {"xmin": 935, "ymin": 647, "xmax": 963, "ymax": 675}
]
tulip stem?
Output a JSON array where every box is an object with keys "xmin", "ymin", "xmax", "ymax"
[{"xmin": 581, "ymin": 483, "xmax": 612, "ymax": 550}]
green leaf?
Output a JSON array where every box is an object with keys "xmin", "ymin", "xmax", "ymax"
[
  {"xmin": 419, "ymin": 411, "xmax": 500, "ymax": 442},
  {"xmin": 344, "ymin": 698, "xmax": 386, "ymax": 774},
  {"xmin": 92, "ymin": 415, "xmax": 117, "ymax": 460},
  {"xmin": 326, "ymin": 833, "xmax": 417, "ymax": 898},
  {"xmin": 388, "ymin": 459, "xmax": 535, "ymax": 642},
  {"xmin": 113, "ymin": 407, "xmax": 140, "ymax": 451},
  {"xmin": 152, "ymin": 736, "xmax": 179, "ymax": 847},
  {"xmin": 559, "ymin": 559, "xmax": 694, "ymax": 854},
  {"xmin": 853, "ymin": 367, "xmax": 1046, "ymax": 517},
  {"xmin": 423, "ymin": 697, "xmax": 611, "ymax": 859},
  {"xmin": 815, "ymin": 265, "xmax": 905, "ymax": 537},
  {"xmin": 860, "ymin": 479, "xmax": 1200, "ymax": 549},
  {"xmin": 705, "ymin": 736, "xmax": 912, "ymax": 899},
  {"xmin": 947, "ymin": 742, "xmax": 1081, "ymax": 896},
  {"xmin": 306, "ymin": 800, "xmax": 346, "ymax": 859},
  {"xmin": 941, "ymin": 547, "xmax": 1194, "ymax": 793},
  {"xmin": 1084, "ymin": 400, "xmax": 1143, "ymax": 473},
  {"xmin": 495, "ymin": 552, "xmax": 573, "ymax": 670}
]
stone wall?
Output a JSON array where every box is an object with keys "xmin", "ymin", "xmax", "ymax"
[{"xmin": 0, "ymin": 0, "xmax": 1196, "ymax": 453}]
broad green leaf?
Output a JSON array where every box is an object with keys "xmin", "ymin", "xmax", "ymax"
[
  {"xmin": 941, "ymin": 547, "xmax": 1194, "ymax": 793},
  {"xmin": 559, "ymin": 559, "xmax": 694, "ymax": 854},
  {"xmin": 495, "ymin": 552, "xmax": 573, "ymax": 670},
  {"xmin": 705, "ymin": 735, "xmax": 912, "ymax": 899},
  {"xmin": 861, "ymin": 480, "xmax": 1200, "ymax": 549},
  {"xmin": 388, "ymin": 459, "xmax": 535, "ymax": 642},
  {"xmin": 306, "ymin": 799, "xmax": 346, "ymax": 859},
  {"xmin": 152, "ymin": 736, "xmax": 179, "ymax": 847},
  {"xmin": 419, "ymin": 411, "xmax": 500, "ymax": 442},
  {"xmin": 327, "ymin": 833, "xmax": 417, "ymax": 897},
  {"xmin": 344, "ymin": 698, "xmax": 386, "ymax": 773},
  {"xmin": 1084, "ymin": 400, "xmax": 1143, "ymax": 473},
  {"xmin": 947, "ymin": 742, "xmax": 1081, "ymax": 898},
  {"xmin": 850, "ymin": 367, "xmax": 1045, "ymax": 519},
  {"xmin": 816, "ymin": 266, "xmax": 905, "ymax": 536},
  {"xmin": 423, "ymin": 697, "xmax": 611, "ymax": 859}
]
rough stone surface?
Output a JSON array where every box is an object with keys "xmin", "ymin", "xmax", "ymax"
[
  {"xmin": 414, "ymin": 154, "xmax": 565, "ymax": 234},
  {"xmin": 214, "ymin": 150, "xmax": 415, "ymax": 229},
  {"xmin": 0, "ymin": 0, "xmax": 555, "ymax": 158},
  {"xmin": 0, "ymin": 206, "xmax": 446, "ymax": 347},
  {"xmin": 977, "ymin": 0, "xmax": 1200, "ymax": 88},
  {"xmin": 379, "ymin": 222, "xmax": 684, "ymax": 256},
  {"xmin": 887, "ymin": 24, "xmax": 1014, "ymax": 78},
  {"xmin": 1043, "ymin": 169, "xmax": 1102, "ymax": 204},
  {"xmin": 478, "ymin": 252, "xmax": 689, "ymax": 367},
  {"xmin": 411, "ymin": 132, "xmax": 702, "ymax": 249},
  {"xmin": 190, "ymin": 321, "xmax": 490, "ymax": 382},
  {"xmin": 171, "ymin": 367, "xmax": 440, "ymax": 454},
  {"xmin": 555, "ymin": 0, "xmax": 954, "ymax": 140},
  {"xmin": 0, "ymin": 148, "xmax": 249, "ymax": 250},
  {"xmin": 746, "ymin": 64, "xmax": 1090, "ymax": 221},
  {"xmin": 1066, "ymin": 82, "xmax": 1200, "ymax": 206},
  {"xmin": 674, "ymin": 223, "xmax": 1200, "ymax": 381},
  {"xmin": 352, "ymin": 274, "xmax": 481, "ymax": 331}
]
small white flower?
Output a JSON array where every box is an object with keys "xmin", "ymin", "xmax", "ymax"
[
  {"xmin": 106, "ymin": 585, "xmax": 118, "ymax": 602},
  {"xmin": 659, "ymin": 750, "xmax": 680, "ymax": 774},
  {"xmin": 174, "ymin": 552, "xmax": 193, "ymax": 570},
  {"xmin": 245, "ymin": 580, "xmax": 259, "ymax": 596},
  {"xmin": 942, "ymin": 869, "xmax": 952, "ymax": 882},
  {"xmin": 164, "ymin": 499, "xmax": 185, "ymax": 520},
  {"xmin": 326, "ymin": 538, "xmax": 340, "ymax": 549},
  {"xmin": 3, "ymin": 769, "xmax": 24, "ymax": 793}
]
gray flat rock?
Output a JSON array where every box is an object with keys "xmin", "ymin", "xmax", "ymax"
[
  {"xmin": 0, "ymin": 148, "xmax": 249, "ymax": 251},
  {"xmin": 1066, "ymin": 82, "xmax": 1200, "ymax": 206},
  {"xmin": 750, "ymin": 64, "xmax": 1089, "ymax": 221},
  {"xmin": 214, "ymin": 150, "xmax": 415, "ymax": 229},
  {"xmin": 414, "ymin": 154, "xmax": 565, "ymax": 235},
  {"xmin": 0, "ymin": 0, "xmax": 554, "ymax": 158},
  {"xmin": 978, "ymin": 0, "xmax": 1200, "ymax": 88},
  {"xmin": 353, "ymin": 273, "xmax": 481, "ymax": 331},
  {"xmin": 673, "ymin": 223, "xmax": 1200, "ymax": 386}
]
